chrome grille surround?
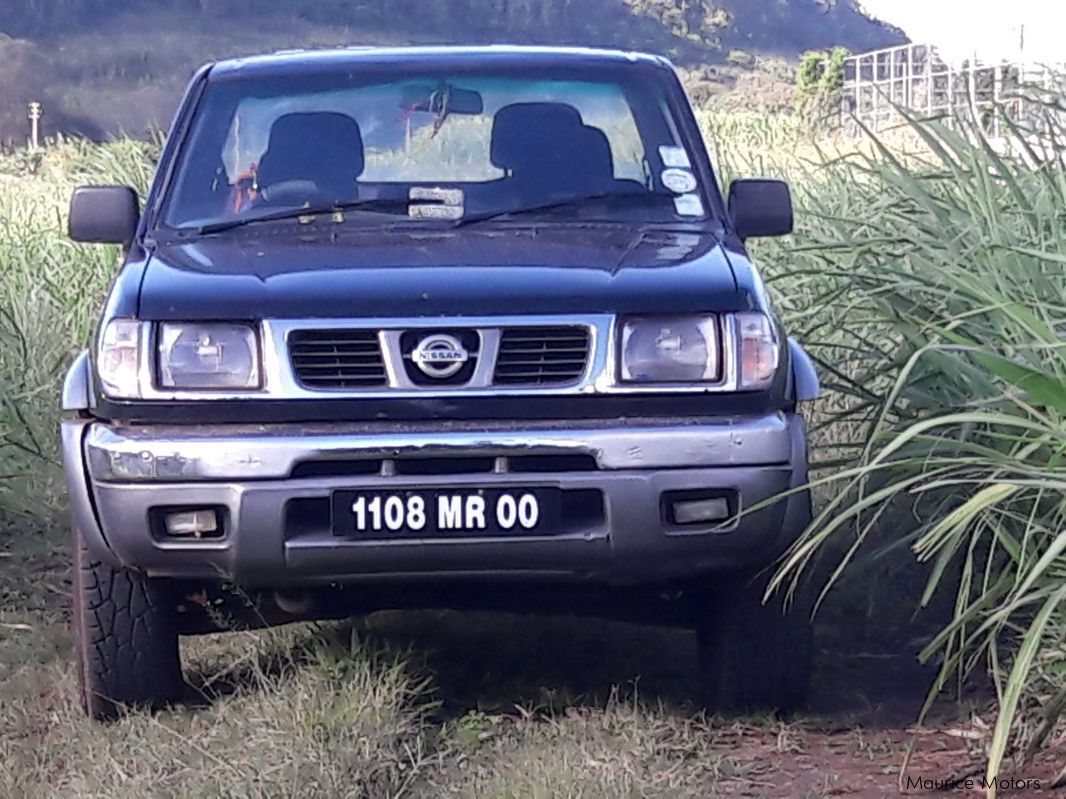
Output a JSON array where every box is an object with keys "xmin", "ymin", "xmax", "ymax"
[{"xmin": 131, "ymin": 314, "xmax": 743, "ymax": 400}]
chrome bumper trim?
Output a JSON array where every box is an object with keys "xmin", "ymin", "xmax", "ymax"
[{"xmin": 85, "ymin": 413, "xmax": 794, "ymax": 482}]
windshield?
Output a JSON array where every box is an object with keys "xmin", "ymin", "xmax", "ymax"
[{"xmin": 162, "ymin": 65, "xmax": 712, "ymax": 230}]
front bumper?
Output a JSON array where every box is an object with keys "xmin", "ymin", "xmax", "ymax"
[{"xmin": 63, "ymin": 413, "xmax": 811, "ymax": 586}]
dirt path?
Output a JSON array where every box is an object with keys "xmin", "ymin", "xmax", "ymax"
[{"xmin": 706, "ymin": 724, "xmax": 1062, "ymax": 797}]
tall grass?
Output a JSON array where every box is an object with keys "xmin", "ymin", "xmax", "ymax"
[
  {"xmin": 0, "ymin": 137, "xmax": 156, "ymax": 529},
  {"xmin": 744, "ymin": 105, "xmax": 1066, "ymax": 793}
]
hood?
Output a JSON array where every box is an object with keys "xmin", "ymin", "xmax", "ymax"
[{"xmin": 139, "ymin": 226, "xmax": 749, "ymax": 320}]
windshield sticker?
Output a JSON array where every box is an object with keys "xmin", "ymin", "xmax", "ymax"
[
  {"xmin": 662, "ymin": 168, "xmax": 698, "ymax": 194},
  {"xmin": 408, "ymin": 187, "xmax": 464, "ymax": 220},
  {"xmin": 409, "ymin": 203, "xmax": 464, "ymax": 220},
  {"xmin": 673, "ymin": 193, "xmax": 704, "ymax": 217},
  {"xmin": 659, "ymin": 145, "xmax": 691, "ymax": 168},
  {"xmin": 410, "ymin": 186, "xmax": 464, "ymax": 205}
]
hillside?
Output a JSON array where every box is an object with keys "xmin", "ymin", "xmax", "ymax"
[{"xmin": 0, "ymin": 0, "xmax": 903, "ymax": 145}]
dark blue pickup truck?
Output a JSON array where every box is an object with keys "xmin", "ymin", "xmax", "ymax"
[{"xmin": 62, "ymin": 45, "xmax": 819, "ymax": 719}]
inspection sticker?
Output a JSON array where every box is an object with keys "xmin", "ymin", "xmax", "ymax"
[
  {"xmin": 410, "ymin": 186, "xmax": 464, "ymax": 205},
  {"xmin": 408, "ymin": 186, "xmax": 464, "ymax": 220},
  {"xmin": 409, "ymin": 203, "xmax": 464, "ymax": 220},
  {"xmin": 659, "ymin": 145, "xmax": 691, "ymax": 168},
  {"xmin": 661, "ymin": 168, "xmax": 698, "ymax": 194},
  {"xmin": 673, "ymin": 193, "xmax": 704, "ymax": 217}
]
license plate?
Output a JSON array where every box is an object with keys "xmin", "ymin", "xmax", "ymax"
[{"xmin": 331, "ymin": 487, "xmax": 560, "ymax": 538}]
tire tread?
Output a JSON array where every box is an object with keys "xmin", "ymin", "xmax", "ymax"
[{"xmin": 72, "ymin": 529, "xmax": 184, "ymax": 720}]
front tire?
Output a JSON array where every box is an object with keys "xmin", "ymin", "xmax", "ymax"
[
  {"xmin": 696, "ymin": 573, "xmax": 813, "ymax": 714},
  {"xmin": 72, "ymin": 527, "xmax": 186, "ymax": 720}
]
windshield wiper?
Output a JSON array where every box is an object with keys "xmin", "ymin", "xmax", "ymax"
[
  {"xmin": 452, "ymin": 190, "xmax": 679, "ymax": 228},
  {"xmin": 195, "ymin": 198, "xmax": 414, "ymax": 235},
  {"xmin": 193, "ymin": 190, "xmax": 683, "ymax": 235}
]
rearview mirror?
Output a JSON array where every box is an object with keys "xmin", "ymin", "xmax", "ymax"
[
  {"xmin": 727, "ymin": 179, "xmax": 793, "ymax": 240},
  {"xmin": 69, "ymin": 186, "xmax": 140, "ymax": 245},
  {"xmin": 399, "ymin": 82, "xmax": 485, "ymax": 115}
]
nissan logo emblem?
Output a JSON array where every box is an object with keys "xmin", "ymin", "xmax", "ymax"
[{"xmin": 411, "ymin": 333, "xmax": 469, "ymax": 378}]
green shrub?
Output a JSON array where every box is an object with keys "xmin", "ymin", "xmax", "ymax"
[{"xmin": 794, "ymin": 46, "xmax": 848, "ymax": 122}]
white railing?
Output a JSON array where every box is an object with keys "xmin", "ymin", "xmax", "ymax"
[{"xmin": 840, "ymin": 42, "xmax": 1061, "ymax": 138}]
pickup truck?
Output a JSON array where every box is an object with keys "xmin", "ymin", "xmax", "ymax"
[{"xmin": 61, "ymin": 45, "xmax": 819, "ymax": 720}]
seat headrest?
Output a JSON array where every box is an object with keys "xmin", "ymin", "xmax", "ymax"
[
  {"xmin": 490, "ymin": 102, "xmax": 616, "ymax": 198},
  {"xmin": 571, "ymin": 124, "xmax": 614, "ymax": 179},
  {"xmin": 257, "ymin": 112, "xmax": 365, "ymax": 190},
  {"xmin": 490, "ymin": 102, "xmax": 585, "ymax": 170}
]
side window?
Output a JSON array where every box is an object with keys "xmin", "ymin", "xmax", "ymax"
[
  {"xmin": 360, "ymin": 115, "xmax": 501, "ymax": 182},
  {"xmin": 578, "ymin": 103, "xmax": 646, "ymax": 183},
  {"xmin": 222, "ymin": 105, "xmax": 265, "ymax": 185},
  {"xmin": 221, "ymin": 98, "xmax": 331, "ymax": 182}
]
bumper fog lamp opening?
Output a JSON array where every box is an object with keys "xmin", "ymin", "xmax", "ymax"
[
  {"xmin": 672, "ymin": 497, "xmax": 731, "ymax": 525},
  {"xmin": 163, "ymin": 509, "xmax": 220, "ymax": 538}
]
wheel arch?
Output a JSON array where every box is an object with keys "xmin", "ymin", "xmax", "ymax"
[{"xmin": 788, "ymin": 339, "xmax": 820, "ymax": 402}]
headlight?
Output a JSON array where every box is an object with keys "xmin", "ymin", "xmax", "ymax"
[
  {"xmin": 98, "ymin": 318, "xmax": 142, "ymax": 398},
  {"xmin": 158, "ymin": 323, "xmax": 260, "ymax": 390},
  {"xmin": 620, "ymin": 316, "xmax": 720, "ymax": 383},
  {"xmin": 736, "ymin": 312, "xmax": 780, "ymax": 390}
]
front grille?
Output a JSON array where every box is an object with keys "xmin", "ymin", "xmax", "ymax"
[
  {"xmin": 289, "ymin": 330, "xmax": 387, "ymax": 389},
  {"xmin": 493, "ymin": 326, "xmax": 591, "ymax": 386}
]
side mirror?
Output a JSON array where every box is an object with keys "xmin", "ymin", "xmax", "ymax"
[
  {"xmin": 69, "ymin": 186, "xmax": 140, "ymax": 245},
  {"xmin": 727, "ymin": 179, "xmax": 793, "ymax": 240}
]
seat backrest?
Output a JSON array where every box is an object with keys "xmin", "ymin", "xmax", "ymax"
[
  {"xmin": 490, "ymin": 102, "xmax": 615, "ymax": 201},
  {"xmin": 256, "ymin": 112, "xmax": 364, "ymax": 200}
]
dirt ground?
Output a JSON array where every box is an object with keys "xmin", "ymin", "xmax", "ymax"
[
  {"xmin": 2, "ymin": 530, "xmax": 1063, "ymax": 798},
  {"xmin": 358, "ymin": 611, "xmax": 1066, "ymax": 797}
]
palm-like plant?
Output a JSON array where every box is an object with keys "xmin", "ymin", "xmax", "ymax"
[{"xmin": 769, "ymin": 101, "xmax": 1066, "ymax": 795}]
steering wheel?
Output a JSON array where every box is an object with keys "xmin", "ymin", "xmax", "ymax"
[{"xmin": 258, "ymin": 179, "xmax": 319, "ymax": 206}]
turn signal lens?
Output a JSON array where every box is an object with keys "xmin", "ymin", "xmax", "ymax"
[
  {"xmin": 98, "ymin": 318, "xmax": 142, "ymax": 398},
  {"xmin": 736, "ymin": 312, "xmax": 779, "ymax": 390}
]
